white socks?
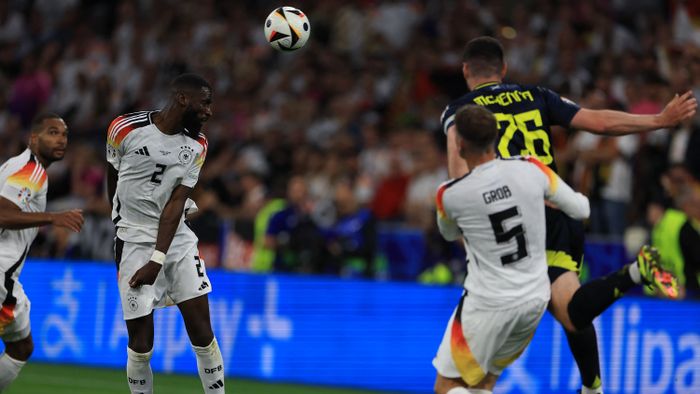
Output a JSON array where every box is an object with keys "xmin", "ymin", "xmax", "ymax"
[
  {"xmin": 0, "ymin": 353, "xmax": 25, "ymax": 391},
  {"xmin": 629, "ymin": 261, "xmax": 642, "ymax": 284},
  {"xmin": 127, "ymin": 347, "xmax": 153, "ymax": 394},
  {"xmin": 192, "ymin": 338, "xmax": 225, "ymax": 393},
  {"xmin": 581, "ymin": 386, "xmax": 604, "ymax": 394},
  {"xmin": 446, "ymin": 388, "xmax": 492, "ymax": 394}
]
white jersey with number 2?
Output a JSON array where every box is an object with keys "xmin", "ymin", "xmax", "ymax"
[
  {"xmin": 436, "ymin": 156, "xmax": 589, "ymax": 309},
  {"xmin": 106, "ymin": 111, "xmax": 207, "ymax": 244}
]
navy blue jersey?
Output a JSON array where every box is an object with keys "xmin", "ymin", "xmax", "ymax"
[{"xmin": 440, "ymin": 82, "xmax": 581, "ymax": 173}]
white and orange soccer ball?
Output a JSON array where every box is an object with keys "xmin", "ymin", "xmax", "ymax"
[{"xmin": 264, "ymin": 6, "xmax": 311, "ymax": 51}]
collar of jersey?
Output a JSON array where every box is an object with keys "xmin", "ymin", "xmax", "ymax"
[{"xmin": 473, "ymin": 81, "xmax": 501, "ymax": 90}]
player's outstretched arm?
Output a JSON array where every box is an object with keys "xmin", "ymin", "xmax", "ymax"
[
  {"xmin": 129, "ymin": 184, "xmax": 192, "ymax": 288},
  {"xmin": 446, "ymin": 125, "xmax": 470, "ymax": 179},
  {"xmin": 570, "ymin": 91, "xmax": 697, "ymax": 135},
  {"xmin": 0, "ymin": 197, "xmax": 84, "ymax": 232}
]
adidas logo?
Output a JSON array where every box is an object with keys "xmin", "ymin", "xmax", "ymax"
[
  {"xmin": 208, "ymin": 379, "xmax": 224, "ymax": 390},
  {"xmin": 198, "ymin": 281, "xmax": 209, "ymax": 291},
  {"xmin": 135, "ymin": 146, "xmax": 150, "ymax": 156}
]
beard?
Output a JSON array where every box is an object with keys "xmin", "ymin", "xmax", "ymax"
[
  {"xmin": 182, "ymin": 106, "xmax": 203, "ymax": 138},
  {"xmin": 38, "ymin": 143, "xmax": 64, "ymax": 163}
]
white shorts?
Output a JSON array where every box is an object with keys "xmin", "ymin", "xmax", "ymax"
[
  {"xmin": 432, "ymin": 294, "xmax": 547, "ymax": 386},
  {"xmin": 0, "ymin": 279, "xmax": 31, "ymax": 342},
  {"xmin": 116, "ymin": 238, "xmax": 212, "ymax": 320}
]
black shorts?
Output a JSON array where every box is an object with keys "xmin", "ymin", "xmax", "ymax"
[{"xmin": 545, "ymin": 206, "xmax": 585, "ymax": 283}]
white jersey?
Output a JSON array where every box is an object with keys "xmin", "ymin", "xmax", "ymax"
[
  {"xmin": 436, "ymin": 157, "xmax": 589, "ymax": 309},
  {"xmin": 107, "ymin": 111, "xmax": 207, "ymax": 244},
  {"xmin": 0, "ymin": 149, "xmax": 47, "ymax": 275}
]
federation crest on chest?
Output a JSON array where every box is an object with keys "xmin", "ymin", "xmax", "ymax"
[{"xmin": 178, "ymin": 145, "xmax": 195, "ymax": 165}]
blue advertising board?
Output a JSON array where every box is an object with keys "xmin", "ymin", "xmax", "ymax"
[{"xmin": 11, "ymin": 260, "xmax": 700, "ymax": 393}]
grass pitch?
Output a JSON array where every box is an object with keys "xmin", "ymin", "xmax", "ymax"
[{"xmin": 7, "ymin": 362, "xmax": 402, "ymax": 394}]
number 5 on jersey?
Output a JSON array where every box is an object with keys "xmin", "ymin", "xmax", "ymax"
[{"xmin": 489, "ymin": 206, "xmax": 528, "ymax": 265}]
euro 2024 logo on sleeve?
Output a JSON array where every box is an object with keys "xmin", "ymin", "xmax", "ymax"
[
  {"xmin": 178, "ymin": 146, "xmax": 195, "ymax": 166},
  {"xmin": 17, "ymin": 186, "xmax": 31, "ymax": 207}
]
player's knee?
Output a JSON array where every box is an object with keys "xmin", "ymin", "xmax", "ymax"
[
  {"xmin": 128, "ymin": 338, "xmax": 153, "ymax": 354},
  {"xmin": 567, "ymin": 289, "xmax": 593, "ymax": 331},
  {"xmin": 189, "ymin": 331, "xmax": 214, "ymax": 348},
  {"xmin": 433, "ymin": 374, "xmax": 459, "ymax": 394}
]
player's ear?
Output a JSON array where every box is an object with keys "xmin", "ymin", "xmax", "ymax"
[
  {"xmin": 501, "ymin": 61, "xmax": 508, "ymax": 79},
  {"xmin": 462, "ymin": 63, "xmax": 470, "ymax": 80},
  {"xmin": 28, "ymin": 131, "xmax": 38, "ymax": 148},
  {"xmin": 176, "ymin": 91, "xmax": 189, "ymax": 107}
]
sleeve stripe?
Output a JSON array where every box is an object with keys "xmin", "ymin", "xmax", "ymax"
[
  {"xmin": 526, "ymin": 156, "xmax": 558, "ymax": 194},
  {"xmin": 107, "ymin": 113, "xmax": 149, "ymax": 148},
  {"xmin": 443, "ymin": 114, "xmax": 455, "ymax": 135},
  {"xmin": 195, "ymin": 133, "xmax": 208, "ymax": 168},
  {"xmin": 7, "ymin": 158, "xmax": 47, "ymax": 192},
  {"xmin": 436, "ymin": 183, "xmax": 448, "ymax": 219}
]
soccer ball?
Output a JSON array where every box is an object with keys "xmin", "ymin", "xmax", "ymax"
[{"xmin": 264, "ymin": 6, "xmax": 311, "ymax": 52}]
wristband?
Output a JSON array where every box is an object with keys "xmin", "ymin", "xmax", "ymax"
[{"xmin": 150, "ymin": 250, "xmax": 166, "ymax": 265}]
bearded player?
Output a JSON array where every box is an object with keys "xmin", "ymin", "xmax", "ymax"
[
  {"xmin": 0, "ymin": 113, "xmax": 84, "ymax": 391},
  {"xmin": 106, "ymin": 74, "xmax": 224, "ymax": 393},
  {"xmin": 441, "ymin": 37, "xmax": 695, "ymax": 393}
]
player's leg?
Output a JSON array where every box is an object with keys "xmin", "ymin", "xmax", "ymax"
[
  {"xmin": 545, "ymin": 208, "xmax": 604, "ymax": 393},
  {"xmin": 434, "ymin": 373, "xmax": 495, "ymax": 394},
  {"xmin": 0, "ymin": 335, "xmax": 33, "ymax": 390},
  {"xmin": 548, "ymin": 268, "xmax": 602, "ymax": 393},
  {"xmin": 117, "ymin": 239, "xmax": 162, "ymax": 394},
  {"xmin": 178, "ymin": 295, "xmax": 225, "ymax": 393},
  {"xmin": 0, "ymin": 282, "xmax": 33, "ymax": 391},
  {"xmin": 125, "ymin": 314, "xmax": 155, "ymax": 394},
  {"xmin": 168, "ymin": 246, "xmax": 223, "ymax": 393},
  {"xmin": 566, "ymin": 245, "xmax": 677, "ymax": 330}
]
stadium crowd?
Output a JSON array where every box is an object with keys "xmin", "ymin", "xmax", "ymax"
[{"xmin": 0, "ymin": 0, "xmax": 699, "ymax": 295}]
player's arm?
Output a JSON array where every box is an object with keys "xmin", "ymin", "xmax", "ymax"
[
  {"xmin": 446, "ymin": 125, "xmax": 469, "ymax": 178},
  {"xmin": 527, "ymin": 157, "xmax": 590, "ymax": 220},
  {"xmin": 129, "ymin": 184, "xmax": 193, "ymax": 288},
  {"xmin": 0, "ymin": 197, "xmax": 83, "ymax": 232},
  {"xmin": 435, "ymin": 184, "xmax": 461, "ymax": 241},
  {"xmin": 570, "ymin": 91, "xmax": 697, "ymax": 135}
]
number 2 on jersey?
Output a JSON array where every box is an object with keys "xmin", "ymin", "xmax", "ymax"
[
  {"xmin": 494, "ymin": 109, "xmax": 552, "ymax": 164},
  {"xmin": 489, "ymin": 206, "xmax": 528, "ymax": 265},
  {"xmin": 150, "ymin": 164, "xmax": 167, "ymax": 184}
]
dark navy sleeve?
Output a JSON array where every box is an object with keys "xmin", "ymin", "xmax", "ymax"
[
  {"xmin": 440, "ymin": 103, "xmax": 457, "ymax": 135},
  {"xmin": 539, "ymin": 87, "xmax": 581, "ymax": 127},
  {"xmin": 266, "ymin": 210, "xmax": 286, "ymax": 236}
]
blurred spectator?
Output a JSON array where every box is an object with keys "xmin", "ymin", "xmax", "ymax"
[
  {"xmin": 649, "ymin": 165, "xmax": 699, "ymax": 299},
  {"xmin": 326, "ymin": 179, "xmax": 377, "ymax": 278},
  {"xmin": 266, "ymin": 176, "xmax": 325, "ymax": 273}
]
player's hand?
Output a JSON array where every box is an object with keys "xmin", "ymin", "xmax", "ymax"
[
  {"xmin": 129, "ymin": 261, "xmax": 162, "ymax": 288},
  {"xmin": 51, "ymin": 209, "xmax": 84, "ymax": 232},
  {"xmin": 658, "ymin": 91, "xmax": 697, "ymax": 127}
]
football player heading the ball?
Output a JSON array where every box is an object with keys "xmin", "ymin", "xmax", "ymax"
[{"xmin": 106, "ymin": 73, "xmax": 224, "ymax": 394}]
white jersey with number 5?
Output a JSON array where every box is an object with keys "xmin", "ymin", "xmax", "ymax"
[
  {"xmin": 436, "ymin": 157, "xmax": 589, "ymax": 309},
  {"xmin": 106, "ymin": 111, "xmax": 207, "ymax": 244}
]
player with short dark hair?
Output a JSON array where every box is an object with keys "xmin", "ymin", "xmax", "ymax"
[
  {"xmin": 0, "ymin": 113, "xmax": 84, "ymax": 391},
  {"xmin": 440, "ymin": 36, "xmax": 696, "ymax": 394},
  {"xmin": 106, "ymin": 73, "xmax": 224, "ymax": 393},
  {"xmin": 433, "ymin": 104, "xmax": 590, "ymax": 394}
]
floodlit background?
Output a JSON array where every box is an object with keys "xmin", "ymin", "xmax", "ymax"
[{"xmin": 0, "ymin": 1, "xmax": 699, "ymax": 393}]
